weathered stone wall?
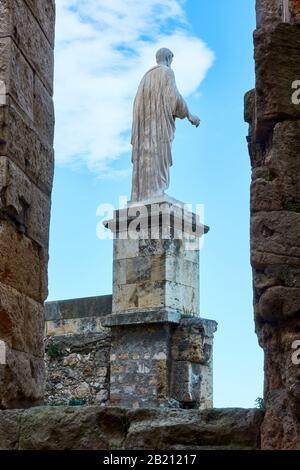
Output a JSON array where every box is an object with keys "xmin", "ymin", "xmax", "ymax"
[
  {"xmin": 245, "ymin": 0, "xmax": 300, "ymax": 449},
  {"xmin": 45, "ymin": 296, "xmax": 112, "ymax": 405},
  {"xmin": 0, "ymin": 0, "xmax": 55, "ymax": 408},
  {"xmin": 44, "ymin": 295, "xmax": 216, "ymax": 410},
  {"xmin": 0, "ymin": 406, "xmax": 263, "ymax": 450},
  {"xmin": 257, "ymin": 0, "xmax": 300, "ymax": 27}
]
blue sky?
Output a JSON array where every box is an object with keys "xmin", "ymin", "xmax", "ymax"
[{"xmin": 49, "ymin": 0, "xmax": 263, "ymax": 408}]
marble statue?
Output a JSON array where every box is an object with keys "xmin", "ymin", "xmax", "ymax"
[{"xmin": 131, "ymin": 48, "xmax": 201, "ymax": 202}]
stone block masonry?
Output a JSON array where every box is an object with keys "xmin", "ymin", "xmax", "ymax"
[
  {"xmin": 44, "ymin": 294, "xmax": 216, "ymax": 409},
  {"xmin": 245, "ymin": 0, "xmax": 300, "ymax": 449},
  {"xmin": 0, "ymin": 0, "xmax": 55, "ymax": 408},
  {"xmin": 103, "ymin": 198, "xmax": 217, "ymax": 409}
]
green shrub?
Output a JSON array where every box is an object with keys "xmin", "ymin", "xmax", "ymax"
[
  {"xmin": 255, "ymin": 397, "xmax": 265, "ymax": 410},
  {"xmin": 46, "ymin": 343, "xmax": 63, "ymax": 358}
]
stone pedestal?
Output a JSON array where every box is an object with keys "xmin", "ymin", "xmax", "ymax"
[{"xmin": 103, "ymin": 197, "xmax": 217, "ymax": 409}]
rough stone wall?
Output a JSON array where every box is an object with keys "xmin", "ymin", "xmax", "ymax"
[
  {"xmin": 108, "ymin": 316, "xmax": 216, "ymax": 409},
  {"xmin": 45, "ymin": 296, "xmax": 112, "ymax": 405},
  {"xmin": 256, "ymin": 1, "xmax": 300, "ymax": 27},
  {"xmin": 45, "ymin": 295, "xmax": 216, "ymax": 410},
  {"xmin": 245, "ymin": 0, "xmax": 300, "ymax": 449},
  {"xmin": 0, "ymin": 0, "xmax": 55, "ymax": 408}
]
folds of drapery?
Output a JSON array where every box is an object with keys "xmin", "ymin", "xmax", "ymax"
[{"xmin": 131, "ymin": 65, "xmax": 189, "ymax": 201}]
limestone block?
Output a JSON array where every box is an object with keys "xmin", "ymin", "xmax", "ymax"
[
  {"xmin": 251, "ymin": 211, "xmax": 300, "ymax": 259},
  {"xmin": 171, "ymin": 361, "xmax": 201, "ymax": 403},
  {"xmin": 0, "ymin": 345, "xmax": 44, "ymax": 408},
  {"xmin": 257, "ymin": 320, "xmax": 300, "ymax": 449},
  {"xmin": 33, "ymin": 76, "xmax": 55, "ymax": 145},
  {"xmin": 113, "ymin": 282, "xmax": 165, "ymax": 313},
  {"xmin": 0, "ymin": 37, "xmax": 34, "ymax": 120},
  {"xmin": 115, "ymin": 254, "xmax": 199, "ymax": 288},
  {"xmin": 45, "ymin": 317, "xmax": 106, "ymax": 336},
  {"xmin": 18, "ymin": 407, "xmax": 127, "ymax": 450},
  {"xmin": 0, "ymin": 281, "xmax": 44, "ymax": 356},
  {"xmin": 0, "ymin": 102, "xmax": 54, "ymax": 194},
  {"xmin": 253, "ymin": 265, "xmax": 300, "ymax": 293},
  {"xmin": 0, "ymin": 156, "xmax": 51, "ymax": 247},
  {"xmin": 166, "ymin": 282, "xmax": 199, "ymax": 316},
  {"xmin": 254, "ymin": 25, "xmax": 300, "ymax": 134},
  {"xmin": 171, "ymin": 323, "xmax": 205, "ymax": 363},
  {"xmin": 45, "ymin": 295, "xmax": 112, "ymax": 321},
  {"xmin": 113, "ymin": 281, "xmax": 198, "ymax": 315},
  {"xmin": 113, "ymin": 238, "xmax": 139, "ymax": 260},
  {"xmin": 125, "ymin": 408, "xmax": 263, "ymax": 450},
  {"xmin": 23, "ymin": 0, "xmax": 56, "ymax": 46},
  {"xmin": 256, "ymin": 285, "xmax": 300, "ymax": 322},
  {"xmin": 0, "ymin": 410, "xmax": 22, "ymax": 450},
  {"xmin": 199, "ymin": 364, "xmax": 213, "ymax": 409},
  {"xmin": 0, "ymin": 220, "xmax": 48, "ymax": 302},
  {"xmin": 138, "ymin": 237, "xmax": 199, "ymax": 263},
  {"xmin": 251, "ymin": 121, "xmax": 300, "ymax": 213},
  {"xmin": 256, "ymin": 0, "xmax": 282, "ymax": 28},
  {"xmin": 291, "ymin": 0, "xmax": 300, "ymax": 21},
  {"xmin": 251, "ymin": 250, "xmax": 300, "ymax": 270},
  {"xmin": 0, "ymin": 0, "xmax": 54, "ymax": 93}
]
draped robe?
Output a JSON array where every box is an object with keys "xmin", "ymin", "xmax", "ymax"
[{"xmin": 131, "ymin": 65, "xmax": 189, "ymax": 201}]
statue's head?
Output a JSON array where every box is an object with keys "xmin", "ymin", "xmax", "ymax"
[{"xmin": 156, "ymin": 48, "xmax": 174, "ymax": 67}]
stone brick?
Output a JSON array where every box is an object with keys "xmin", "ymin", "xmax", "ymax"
[
  {"xmin": 0, "ymin": 281, "xmax": 44, "ymax": 356},
  {"xmin": 33, "ymin": 76, "xmax": 55, "ymax": 145},
  {"xmin": 256, "ymin": 286, "xmax": 300, "ymax": 322},
  {"xmin": 172, "ymin": 323, "xmax": 205, "ymax": 363},
  {"xmin": 0, "ymin": 156, "xmax": 51, "ymax": 247},
  {"xmin": 0, "ymin": 220, "xmax": 48, "ymax": 302},
  {"xmin": 0, "ymin": 345, "xmax": 44, "ymax": 408},
  {"xmin": 45, "ymin": 295, "xmax": 112, "ymax": 322},
  {"xmin": 254, "ymin": 24, "xmax": 300, "ymax": 135},
  {"xmin": 116, "ymin": 254, "xmax": 199, "ymax": 287},
  {"xmin": 251, "ymin": 121, "xmax": 300, "ymax": 213},
  {"xmin": 125, "ymin": 408, "xmax": 263, "ymax": 450},
  {"xmin": 24, "ymin": 0, "xmax": 56, "ymax": 46},
  {"xmin": 171, "ymin": 361, "xmax": 201, "ymax": 403},
  {"xmin": 256, "ymin": 0, "xmax": 282, "ymax": 28},
  {"xmin": 0, "ymin": 410, "xmax": 22, "ymax": 449},
  {"xmin": 18, "ymin": 407, "xmax": 127, "ymax": 450},
  {"xmin": 0, "ymin": 102, "xmax": 54, "ymax": 194},
  {"xmin": 0, "ymin": 37, "xmax": 34, "ymax": 120},
  {"xmin": 0, "ymin": 0, "xmax": 54, "ymax": 93},
  {"xmin": 291, "ymin": 0, "xmax": 300, "ymax": 21},
  {"xmin": 251, "ymin": 211, "xmax": 300, "ymax": 259}
]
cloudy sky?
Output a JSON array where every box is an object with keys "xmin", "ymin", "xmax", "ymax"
[
  {"xmin": 55, "ymin": 0, "xmax": 214, "ymax": 176},
  {"xmin": 50, "ymin": 0, "xmax": 262, "ymax": 408}
]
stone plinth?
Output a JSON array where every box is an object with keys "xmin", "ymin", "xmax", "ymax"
[
  {"xmin": 103, "ymin": 197, "xmax": 217, "ymax": 409},
  {"xmin": 107, "ymin": 197, "xmax": 208, "ymax": 317}
]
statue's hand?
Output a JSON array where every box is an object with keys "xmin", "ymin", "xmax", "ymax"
[{"xmin": 188, "ymin": 115, "xmax": 201, "ymax": 128}]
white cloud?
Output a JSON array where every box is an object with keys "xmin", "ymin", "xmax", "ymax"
[{"xmin": 54, "ymin": 0, "xmax": 214, "ymax": 175}]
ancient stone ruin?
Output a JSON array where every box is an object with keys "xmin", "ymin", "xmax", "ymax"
[
  {"xmin": 0, "ymin": 0, "xmax": 299, "ymax": 451},
  {"xmin": 0, "ymin": 0, "xmax": 55, "ymax": 408},
  {"xmin": 245, "ymin": 0, "xmax": 300, "ymax": 450}
]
